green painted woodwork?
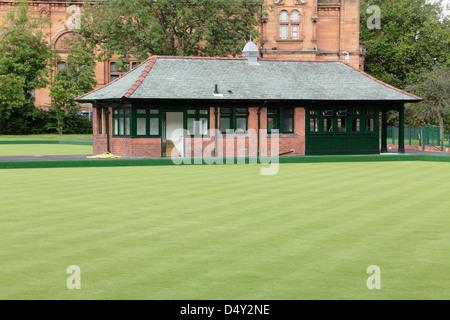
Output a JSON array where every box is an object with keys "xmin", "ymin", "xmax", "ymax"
[
  {"xmin": 305, "ymin": 107, "xmax": 380, "ymax": 155},
  {"xmin": 2, "ymin": 154, "xmax": 450, "ymax": 170}
]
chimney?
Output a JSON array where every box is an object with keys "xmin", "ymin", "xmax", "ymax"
[{"xmin": 242, "ymin": 40, "xmax": 260, "ymax": 66}]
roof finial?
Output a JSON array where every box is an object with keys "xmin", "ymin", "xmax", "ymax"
[{"xmin": 242, "ymin": 39, "xmax": 260, "ymax": 66}]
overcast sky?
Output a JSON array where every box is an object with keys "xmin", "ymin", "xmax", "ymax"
[{"xmin": 429, "ymin": 0, "xmax": 450, "ymax": 15}]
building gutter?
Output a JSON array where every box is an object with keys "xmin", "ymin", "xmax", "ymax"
[{"xmin": 214, "ymin": 106, "xmax": 218, "ymax": 157}]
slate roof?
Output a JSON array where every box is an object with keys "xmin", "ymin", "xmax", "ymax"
[{"xmin": 76, "ymin": 56, "xmax": 422, "ymax": 103}]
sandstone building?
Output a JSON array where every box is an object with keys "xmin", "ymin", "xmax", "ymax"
[{"xmin": 0, "ymin": 0, "xmax": 364, "ymax": 110}]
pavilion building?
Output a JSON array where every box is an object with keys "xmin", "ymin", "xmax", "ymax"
[{"xmin": 76, "ymin": 42, "xmax": 421, "ymax": 158}]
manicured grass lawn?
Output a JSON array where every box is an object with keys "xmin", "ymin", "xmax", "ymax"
[
  {"xmin": 0, "ymin": 134, "xmax": 92, "ymax": 141},
  {"xmin": 0, "ymin": 144, "xmax": 93, "ymax": 156},
  {"xmin": 0, "ymin": 162, "xmax": 449, "ymax": 299}
]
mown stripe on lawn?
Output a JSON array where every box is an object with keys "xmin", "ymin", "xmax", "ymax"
[{"xmin": 0, "ymin": 163, "xmax": 449, "ymax": 299}]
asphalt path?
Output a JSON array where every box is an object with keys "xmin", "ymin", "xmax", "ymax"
[{"xmin": 0, "ymin": 149, "xmax": 449, "ymax": 162}]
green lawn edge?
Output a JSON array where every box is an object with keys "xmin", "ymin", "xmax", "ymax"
[
  {"xmin": 1, "ymin": 154, "xmax": 450, "ymax": 170},
  {"xmin": 0, "ymin": 140, "xmax": 92, "ymax": 146}
]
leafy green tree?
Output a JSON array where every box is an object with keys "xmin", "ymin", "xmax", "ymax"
[
  {"xmin": 0, "ymin": 0, "xmax": 56, "ymax": 132},
  {"xmin": 49, "ymin": 38, "xmax": 97, "ymax": 135},
  {"xmin": 79, "ymin": 0, "xmax": 268, "ymax": 69},
  {"xmin": 406, "ymin": 63, "xmax": 450, "ymax": 139},
  {"xmin": 0, "ymin": 74, "xmax": 27, "ymax": 127},
  {"xmin": 360, "ymin": 0, "xmax": 450, "ymax": 89}
]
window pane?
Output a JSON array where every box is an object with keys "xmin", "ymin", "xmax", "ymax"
[
  {"xmin": 324, "ymin": 118, "xmax": 333, "ymax": 132},
  {"xmin": 187, "ymin": 109, "xmax": 196, "ymax": 115},
  {"xmin": 310, "ymin": 118, "xmax": 319, "ymax": 132},
  {"xmin": 114, "ymin": 118, "xmax": 118, "ymax": 135},
  {"xmin": 236, "ymin": 117, "xmax": 247, "ymax": 132},
  {"xmin": 283, "ymin": 117, "xmax": 293, "ymax": 133},
  {"xmin": 57, "ymin": 62, "xmax": 66, "ymax": 70},
  {"xmin": 366, "ymin": 118, "xmax": 374, "ymax": 132},
  {"xmin": 119, "ymin": 118, "xmax": 124, "ymax": 135},
  {"xmin": 291, "ymin": 24, "xmax": 299, "ymax": 39},
  {"xmin": 187, "ymin": 118, "xmax": 195, "ymax": 135},
  {"xmin": 283, "ymin": 108, "xmax": 294, "ymax": 115},
  {"xmin": 352, "ymin": 118, "xmax": 360, "ymax": 132},
  {"xmin": 150, "ymin": 118, "xmax": 159, "ymax": 135},
  {"xmin": 291, "ymin": 10, "xmax": 300, "ymax": 22},
  {"xmin": 125, "ymin": 118, "xmax": 130, "ymax": 135},
  {"xmin": 236, "ymin": 108, "xmax": 249, "ymax": 115},
  {"xmin": 150, "ymin": 109, "xmax": 159, "ymax": 115},
  {"xmin": 137, "ymin": 109, "xmax": 146, "ymax": 115},
  {"xmin": 199, "ymin": 109, "xmax": 208, "ymax": 115},
  {"xmin": 137, "ymin": 118, "xmax": 146, "ymax": 135},
  {"xmin": 220, "ymin": 108, "xmax": 232, "ymax": 115},
  {"xmin": 323, "ymin": 110, "xmax": 334, "ymax": 117},
  {"xmin": 98, "ymin": 110, "xmax": 102, "ymax": 134},
  {"xmin": 280, "ymin": 10, "xmax": 289, "ymax": 22},
  {"xmin": 268, "ymin": 117, "xmax": 278, "ymax": 133},
  {"xmin": 280, "ymin": 24, "xmax": 288, "ymax": 39},
  {"xmin": 110, "ymin": 62, "xmax": 118, "ymax": 73},
  {"xmin": 220, "ymin": 117, "xmax": 231, "ymax": 133},
  {"xmin": 268, "ymin": 108, "xmax": 278, "ymax": 117},
  {"xmin": 199, "ymin": 118, "xmax": 208, "ymax": 135},
  {"xmin": 337, "ymin": 118, "xmax": 346, "ymax": 132}
]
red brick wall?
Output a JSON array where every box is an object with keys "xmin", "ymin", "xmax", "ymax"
[
  {"xmin": 260, "ymin": 107, "xmax": 305, "ymax": 156},
  {"xmin": 110, "ymin": 137, "xmax": 161, "ymax": 158},
  {"xmin": 92, "ymin": 106, "xmax": 306, "ymax": 158}
]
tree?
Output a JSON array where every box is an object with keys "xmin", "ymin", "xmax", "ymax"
[
  {"xmin": 79, "ymin": 0, "xmax": 268, "ymax": 69},
  {"xmin": 0, "ymin": 0, "xmax": 56, "ymax": 133},
  {"xmin": 360, "ymin": 0, "xmax": 450, "ymax": 89},
  {"xmin": 0, "ymin": 74, "xmax": 27, "ymax": 127},
  {"xmin": 49, "ymin": 38, "xmax": 97, "ymax": 135},
  {"xmin": 405, "ymin": 63, "xmax": 450, "ymax": 139}
]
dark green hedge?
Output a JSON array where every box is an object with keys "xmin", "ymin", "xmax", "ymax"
[{"xmin": 0, "ymin": 107, "xmax": 92, "ymax": 135}]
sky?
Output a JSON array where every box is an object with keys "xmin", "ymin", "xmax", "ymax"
[{"xmin": 429, "ymin": 0, "xmax": 450, "ymax": 15}]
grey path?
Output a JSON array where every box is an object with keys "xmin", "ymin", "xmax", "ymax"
[
  {"xmin": 0, "ymin": 149, "xmax": 449, "ymax": 162},
  {"xmin": 0, "ymin": 155, "xmax": 99, "ymax": 162}
]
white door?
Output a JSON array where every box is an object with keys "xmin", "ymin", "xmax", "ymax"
[{"xmin": 165, "ymin": 112, "xmax": 184, "ymax": 157}]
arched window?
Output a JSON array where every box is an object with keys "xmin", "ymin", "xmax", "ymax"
[
  {"xmin": 279, "ymin": 10, "xmax": 301, "ymax": 40},
  {"xmin": 291, "ymin": 10, "xmax": 300, "ymax": 22},
  {"xmin": 280, "ymin": 10, "xmax": 289, "ymax": 22}
]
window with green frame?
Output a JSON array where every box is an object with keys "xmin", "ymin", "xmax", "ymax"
[
  {"xmin": 113, "ymin": 107, "xmax": 131, "ymax": 136},
  {"xmin": 268, "ymin": 107, "xmax": 294, "ymax": 134},
  {"xmin": 351, "ymin": 110, "xmax": 361, "ymax": 132},
  {"xmin": 97, "ymin": 108, "xmax": 103, "ymax": 134},
  {"xmin": 220, "ymin": 107, "xmax": 249, "ymax": 134},
  {"xmin": 185, "ymin": 108, "xmax": 209, "ymax": 136},
  {"xmin": 135, "ymin": 107, "xmax": 160, "ymax": 137},
  {"xmin": 309, "ymin": 109, "xmax": 320, "ymax": 132},
  {"xmin": 308, "ymin": 108, "xmax": 377, "ymax": 134},
  {"xmin": 365, "ymin": 110, "xmax": 375, "ymax": 132}
]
